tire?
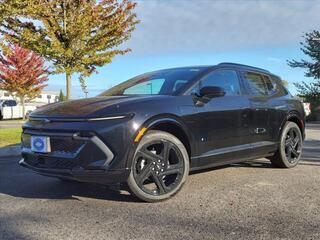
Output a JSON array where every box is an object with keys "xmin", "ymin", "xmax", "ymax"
[
  {"xmin": 269, "ymin": 122, "xmax": 303, "ymax": 168},
  {"xmin": 127, "ymin": 130, "xmax": 189, "ymax": 202}
]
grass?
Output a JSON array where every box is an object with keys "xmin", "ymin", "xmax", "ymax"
[{"xmin": 0, "ymin": 128, "xmax": 22, "ymax": 148}]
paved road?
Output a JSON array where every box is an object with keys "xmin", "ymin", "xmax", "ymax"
[{"xmin": 0, "ymin": 127, "xmax": 319, "ymax": 240}]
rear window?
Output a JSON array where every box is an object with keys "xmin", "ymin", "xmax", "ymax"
[{"xmin": 244, "ymin": 72, "xmax": 267, "ymax": 96}]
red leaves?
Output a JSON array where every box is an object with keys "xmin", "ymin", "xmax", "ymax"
[{"xmin": 0, "ymin": 44, "xmax": 49, "ymax": 98}]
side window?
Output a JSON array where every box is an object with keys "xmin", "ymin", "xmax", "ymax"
[
  {"xmin": 3, "ymin": 100, "xmax": 10, "ymax": 107},
  {"xmin": 271, "ymin": 76, "xmax": 289, "ymax": 96},
  {"xmin": 196, "ymin": 69, "xmax": 241, "ymax": 96},
  {"xmin": 244, "ymin": 72, "xmax": 267, "ymax": 96},
  {"xmin": 10, "ymin": 100, "xmax": 17, "ymax": 107},
  {"xmin": 264, "ymin": 75, "xmax": 278, "ymax": 95}
]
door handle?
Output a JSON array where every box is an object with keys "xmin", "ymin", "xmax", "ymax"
[
  {"xmin": 274, "ymin": 105, "xmax": 286, "ymax": 110},
  {"xmin": 255, "ymin": 128, "xmax": 266, "ymax": 134}
]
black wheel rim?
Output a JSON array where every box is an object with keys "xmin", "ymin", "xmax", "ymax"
[
  {"xmin": 284, "ymin": 128, "xmax": 302, "ymax": 163},
  {"xmin": 133, "ymin": 139, "xmax": 185, "ymax": 196}
]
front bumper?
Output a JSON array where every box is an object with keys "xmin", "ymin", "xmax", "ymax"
[
  {"xmin": 19, "ymin": 158, "xmax": 130, "ymax": 184},
  {"xmin": 20, "ymin": 128, "xmax": 131, "ymax": 184}
]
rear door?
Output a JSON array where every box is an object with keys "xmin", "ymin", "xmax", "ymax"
[{"xmin": 241, "ymin": 71, "xmax": 277, "ymax": 155}]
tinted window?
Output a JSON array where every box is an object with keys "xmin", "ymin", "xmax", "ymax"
[
  {"xmin": 124, "ymin": 78, "xmax": 165, "ymax": 95},
  {"xmin": 264, "ymin": 75, "xmax": 278, "ymax": 95},
  {"xmin": 3, "ymin": 100, "xmax": 15, "ymax": 106},
  {"xmin": 10, "ymin": 100, "xmax": 17, "ymax": 106},
  {"xmin": 196, "ymin": 69, "xmax": 241, "ymax": 96},
  {"xmin": 271, "ymin": 76, "xmax": 289, "ymax": 96},
  {"xmin": 100, "ymin": 68, "xmax": 206, "ymax": 96},
  {"xmin": 245, "ymin": 72, "xmax": 267, "ymax": 96}
]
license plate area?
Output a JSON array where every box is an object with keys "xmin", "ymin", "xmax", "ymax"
[{"xmin": 31, "ymin": 136, "xmax": 51, "ymax": 153}]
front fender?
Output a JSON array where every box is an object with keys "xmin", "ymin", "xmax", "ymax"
[{"xmin": 124, "ymin": 114, "xmax": 194, "ymax": 169}]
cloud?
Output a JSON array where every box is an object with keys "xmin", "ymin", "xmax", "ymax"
[{"xmin": 124, "ymin": 0, "xmax": 320, "ymax": 55}]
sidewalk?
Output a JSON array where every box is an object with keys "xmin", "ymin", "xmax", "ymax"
[
  {"xmin": 0, "ymin": 120, "xmax": 25, "ymax": 129},
  {"xmin": 0, "ymin": 145, "xmax": 21, "ymax": 158}
]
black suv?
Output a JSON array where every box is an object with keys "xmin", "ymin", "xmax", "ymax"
[{"xmin": 20, "ymin": 63, "xmax": 305, "ymax": 202}]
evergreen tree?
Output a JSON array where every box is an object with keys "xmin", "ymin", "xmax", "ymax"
[
  {"xmin": 58, "ymin": 89, "xmax": 66, "ymax": 102},
  {"xmin": 288, "ymin": 30, "xmax": 320, "ymax": 120}
]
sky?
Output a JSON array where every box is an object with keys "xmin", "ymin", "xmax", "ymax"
[{"xmin": 46, "ymin": 0, "xmax": 320, "ymax": 98}]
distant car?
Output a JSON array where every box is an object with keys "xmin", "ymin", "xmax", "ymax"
[
  {"xmin": 0, "ymin": 99, "xmax": 36, "ymax": 120},
  {"xmin": 303, "ymin": 103, "xmax": 311, "ymax": 116},
  {"xmin": 20, "ymin": 63, "xmax": 306, "ymax": 202}
]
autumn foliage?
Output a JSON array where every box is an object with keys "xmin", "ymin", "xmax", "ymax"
[
  {"xmin": 0, "ymin": 44, "xmax": 49, "ymax": 117},
  {"xmin": 0, "ymin": 0, "xmax": 139, "ymax": 99}
]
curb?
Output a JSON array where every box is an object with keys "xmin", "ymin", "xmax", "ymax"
[{"xmin": 0, "ymin": 145, "xmax": 21, "ymax": 158}]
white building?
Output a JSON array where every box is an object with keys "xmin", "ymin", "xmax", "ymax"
[{"xmin": 0, "ymin": 90, "xmax": 59, "ymax": 105}]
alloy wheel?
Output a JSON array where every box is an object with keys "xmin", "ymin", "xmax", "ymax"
[
  {"xmin": 284, "ymin": 127, "xmax": 302, "ymax": 163},
  {"xmin": 132, "ymin": 140, "xmax": 185, "ymax": 196}
]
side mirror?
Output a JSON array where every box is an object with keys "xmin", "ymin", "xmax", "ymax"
[
  {"xmin": 193, "ymin": 86, "xmax": 226, "ymax": 106},
  {"xmin": 199, "ymin": 86, "xmax": 226, "ymax": 98}
]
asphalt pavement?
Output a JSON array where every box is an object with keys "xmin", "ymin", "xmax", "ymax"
[{"xmin": 0, "ymin": 127, "xmax": 319, "ymax": 240}]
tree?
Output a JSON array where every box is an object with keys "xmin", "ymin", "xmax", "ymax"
[
  {"xmin": 0, "ymin": 0, "xmax": 139, "ymax": 100},
  {"xmin": 282, "ymin": 80, "xmax": 289, "ymax": 88},
  {"xmin": 288, "ymin": 30, "xmax": 320, "ymax": 79},
  {"xmin": 288, "ymin": 30, "xmax": 320, "ymax": 120},
  {"xmin": 0, "ymin": 44, "xmax": 48, "ymax": 119},
  {"xmin": 58, "ymin": 89, "xmax": 66, "ymax": 102}
]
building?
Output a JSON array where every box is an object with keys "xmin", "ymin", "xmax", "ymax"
[{"xmin": 0, "ymin": 90, "xmax": 59, "ymax": 105}]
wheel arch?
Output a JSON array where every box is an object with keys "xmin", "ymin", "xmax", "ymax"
[
  {"xmin": 126, "ymin": 115, "xmax": 194, "ymax": 169},
  {"xmin": 148, "ymin": 118, "xmax": 192, "ymax": 158},
  {"xmin": 280, "ymin": 111, "xmax": 305, "ymax": 140}
]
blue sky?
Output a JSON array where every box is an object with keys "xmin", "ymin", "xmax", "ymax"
[{"xmin": 46, "ymin": 0, "xmax": 320, "ymax": 98}]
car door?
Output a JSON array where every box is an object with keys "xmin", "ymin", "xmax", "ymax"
[
  {"xmin": 241, "ymin": 71, "xmax": 277, "ymax": 155},
  {"xmin": 190, "ymin": 68, "xmax": 252, "ymax": 167},
  {"xmin": 263, "ymin": 75, "xmax": 290, "ymax": 143}
]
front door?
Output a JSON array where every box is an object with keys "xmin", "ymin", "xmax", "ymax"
[{"xmin": 190, "ymin": 68, "xmax": 252, "ymax": 167}]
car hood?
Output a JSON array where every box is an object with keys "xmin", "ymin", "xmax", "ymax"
[{"xmin": 30, "ymin": 95, "xmax": 165, "ymax": 119}]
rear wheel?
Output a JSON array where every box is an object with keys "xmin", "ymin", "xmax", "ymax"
[
  {"xmin": 127, "ymin": 130, "xmax": 189, "ymax": 202},
  {"xmin": 270, "ymin": 122, "xmax": 302, "ymax": 168}
]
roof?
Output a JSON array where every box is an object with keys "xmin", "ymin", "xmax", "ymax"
[
  {"xmin": 156, "ymin": 63, "xmax": 271, "ymax": 75},
  {"xmin": 217, "ymin": 62, "xmax": 270, "ymax": 74}
]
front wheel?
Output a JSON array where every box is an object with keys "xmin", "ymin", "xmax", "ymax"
[
  {"xmin": 127, "ymin": 130, "xmax": 189, "ymax": 202},
  {"xmin": 270, "ymin": 122, "xmax": 303, "ymax": 168}
]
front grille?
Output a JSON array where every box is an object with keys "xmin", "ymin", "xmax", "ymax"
[
  {"xmin": 22, "ymin": 134, "xmax": 85, "ymax": 155},
  {"xmin": 50, "ymin": 138, "xmax": 84, "ymax": 155}
]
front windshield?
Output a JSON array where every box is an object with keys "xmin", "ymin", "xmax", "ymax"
[{"xmin": 100, "ymin": 67, "xmax": 206, "ymax": 96}]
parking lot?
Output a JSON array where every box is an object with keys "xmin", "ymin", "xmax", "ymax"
[{"xmin": 0, "ymin": 125, "xmax": 319, "ymax": 240}]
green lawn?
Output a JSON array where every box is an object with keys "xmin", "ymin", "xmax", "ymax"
[{"xmin": 0, "ymin": 128, "xmax": 22, "ymax": 148}]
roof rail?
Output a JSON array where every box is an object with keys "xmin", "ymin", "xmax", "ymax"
[{"xmin": 218, "ymin": 62, "xmax": 270, "ymax": 73}]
